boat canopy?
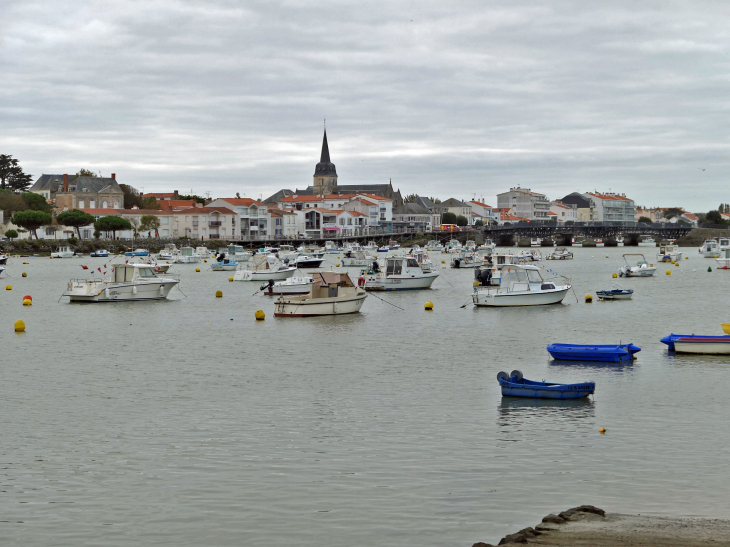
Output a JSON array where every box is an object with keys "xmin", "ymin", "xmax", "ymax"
[
  {"xmin": 313, "ymin": 272, "xmax": 355, "ymax": 287},
  {"xmin": 500, "ymin": 267, "xmax": 543, "ymax": 285}
]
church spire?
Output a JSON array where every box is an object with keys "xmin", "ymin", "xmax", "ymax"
[{"xmin": 320, "ymin": 129, "xmax": 331, "ymax": 164}]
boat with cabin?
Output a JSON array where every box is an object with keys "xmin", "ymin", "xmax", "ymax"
[
  {"xmin": 425, "ymin": 240, "xmax": 444, "ymax": 252},
  {"xmin": 546, "ymin": 247, "xmax": 573, "ymax": 260},
  {"xmin": 324, "ymin": 241, "xmax": 341, "ymax": 254},
  {"xmin": 294, "ymin": 255, "xmax": 325, "ymax": 268},
  {"xmin": 124, "ymin": 248, "xmax": 149, "ymax": 257},
  {"xmin": 233, "ymin": 255, "xmax": 296, "ymax": 282},
  {"xmin": 657, "ymin": 244, "xmax": 682, "ymax": 262},
  {"xmin": 62, "ymin": 262, "xmax": 179, "ymax": 302},
  {"xmin": 274, "ymin": 272, "xmax": 367, "ymax": 317},
  {"xmin": 359, "ymin": 256, "xmax": 439, "ymax": 290},
  {"xmin": 472, "ymin": 264, "xmax": 571, "ymax": 307},
  {"xmin": 450, "ymin": 249, "xmax": 482, "ymax": 268},
  {"xmin": 699, "ymin": 239, "xmax": 720, "ymax": 257},
  {"xmin": 444, "ymin": 239, "xmax": 462, "ymax": 253},
  {"xmin": 51, "ymin": 245, "xmax": 78, "ymax": 259},
  {"xmin": 342, "ymin": 250, "xmax": 376, "ymax": 267},
  {"xmin": 497, "ymin": 370, "xmax": 594, "ymax": 400},
  {"xmin": 195, "ymin": 246, "xmax": 212, "ymax": 258},
  {"xmin": 260, "ymin": 275, "xmax": 315, "ymax": 295},
  {"xmin": 546, "ymin": 343, "xmax": 641, "ymax": 362},
  {"xmin": 90, "ymin": 249, "xmax": 110, "ymax": 258},
  {"xmin": 618, "ymin": 253, "xmax": 656, "ymax": 277},
  {"xmin": 174, "ymin": 246, "xmax": 201, "ymax": 264},
  {"xmin": 157, "ymin": 244, "xmax": 177, "ymax": 261}
]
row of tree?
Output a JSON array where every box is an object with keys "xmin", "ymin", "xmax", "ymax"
[{"xmin": 7, "ymin": 209, "xmax": 161, "ymax": 240}]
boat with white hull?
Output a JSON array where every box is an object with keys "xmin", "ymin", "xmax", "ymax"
[
  {"xmin": 293, "ymin": 255, "xmax": 325, "ymax": 268},
  {"xmin": 360, "ymin": 256, "xmax": 438, "ymax": 291},
  {"xmin": 274, "ymin": 272, "xmax": 367, "ymax": 317},
  {"xmin": 260, "ymin": 276, "xmax": 314, "ymax": 295},
  {"xmin": 341, "ymin": 250, "xmax": 376, "ymax": 267},
  {"xmin": 657, "ymin": 244, "xmax": 682, "ymax": 263},
  {"xmin": 174, "ymin": 246, "xmax": 201, "ymax": 264},
  {"xmin": 618, "ymin": 254, "xmax": 656, "ymax": 277},
  {"xmin": 472, "ymin": 264, "xmax": 570, "ymax": 307},
  {"xmin": 233, "ymin": 255, "xmax": 296, "ymax": 282},
  {"xmin": 51, "ymin": 245, "xmax": 78, "ymax": 258},
  {"xmin": 62, "ymin": 263, "xmax": 179, "ymax": 302}
]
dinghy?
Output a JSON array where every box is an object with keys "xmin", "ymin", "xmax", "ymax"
[
  {"xmin": 497, "ymin": 370, "xmax": 595, "ymax": 399},
  {"xmin": 660, "ymin": 334, "xmax": 730, "ymax": 354},
  {"xmin": 546, "ymin": 343, "xmax": 641, "ymax": 362},
  {"xmin": 596, "ymin": 287, "xmax": 634, "ymax": 300}
]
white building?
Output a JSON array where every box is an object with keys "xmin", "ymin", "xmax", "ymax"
[
  {"xmin": 497, "ymin": 187, "xmax": 550, "ymax": 220},
  {"xmin": 207, "ymin": 198, "xmax": 270, "ymax": 239},
  {"xmin": 584, "ymin": 192, "xmax": 635, "ymax": 222},
  {"xmin": 549, "ymin": 201, "xmax": 578, "ymax": 223}
]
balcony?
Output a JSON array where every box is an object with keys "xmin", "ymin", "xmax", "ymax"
[
  {"xmin": 192, "ymin": 221, "xmax": 199, "ymax": 226},
  {"xmin": 209, "ymin": 221, "xmax": 222, "ymax": 227}
]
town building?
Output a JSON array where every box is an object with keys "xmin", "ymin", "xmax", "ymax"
[
  {"xmin": 549, "ymin": 200, "xmax": 578, "ymax": 223},
  {"xmin": 207, "ymin": 198, "xmax": 270, "ymax": 239},
  {"xmin": 29, "ymin": 173, "xmax": 125, "ymax": 211},
  {"xmin": 559, "ymin": 193, "xmax": 594, "ymax": 222},
  {"xmin": 497, "ymin": 187, "xmax": 550, "ymax": 220},
  {"xmin": 469, "ymin": 200, "xmax": 497, "ymax": 224},
  {"xmin": 392, "ymin": 202, "xmax": 440, "ymax": 232},
  {"xmin": 584, "ymin": 192, "xmax": 635, "ymax": 222}
]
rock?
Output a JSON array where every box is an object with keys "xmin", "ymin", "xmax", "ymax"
[
  {"xmin": 541, "ymin": 514, "xmax": 566, "ymax": 524},
  {"xmin": 472, "ymin": 543, "xmax": 495, "ymax": 547},
  {"xmin": 560, "ymin": 505, "xmax": 606, "ymax": 520},
  {"xmin": 518, "ymin": 527, "xmax": 540, "ymax": 537},
  {"xmin": 498, "ymin": 532, "xmax": 528, "ymax": 544},
  {"xmin": 534, "ymin": 526, "xmax": 554, "ymax": 532}
]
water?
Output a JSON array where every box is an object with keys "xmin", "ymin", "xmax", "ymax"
[{"xmin": 2, "ymin": 246, "xmax": 730, "ymax": 546}]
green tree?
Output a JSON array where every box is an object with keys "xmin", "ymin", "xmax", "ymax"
[
  {"xmin": 0, "ymin": 190, "xmax": 27, "ymax": 218},
  {"xmin": 662, "ymin": 207, "xmax": 683, "ymax": 219},
  {"xmin": 428, "ymin": 197, "xmax": 442, "ymax": 204},
  {"xmin": 57, "ymin": 209, "xmax": 96, "ymax": 239},
  {"xmin": 139, "ymin": 214, "xmax": 161, "ymax": 236},
  {"xmin": 93, "ymin": 230, "xmax": 102, "ymax": 239},
  {"xmin": 10, "ymin": 210, "xmax": 52, "ymax": 239},
  {"xmin": 403, "ymin": 193, "xmax": 419, "ymax": 203},
  {"xmin": 139, "ymin": 197, "xmax": 161, "ymax": 209},
  {"xmin": 178, "ymin": 194, "xmax": 206, "ymax": 204},
  {"xmin": 474, "ymin": 219, "xmax": 484, "ymax": 227},
  {"xmin": 442, "ymin": 211, "xmax": 457, "ymax": 224},
  {"xmin": 455, "ymin": 215, "xmax": 469, "ymax": 226},
  {"xmin": 638, "ymin": 216, "xmax": 652, "ymax": 223},
  {"xmin": 21, "ymin": 192, "xmax": 53, "ymax": 213},
  {"xmin": 119, "ymin": 184, "xmax": 141, "ymax": 209},
  {"xmin": 94, "ymin": 215, "xmax": 132, "ymax": 238},
  {"xmin": 4, "ymin": 229, "xmax": 18, "ymax": 240},
  {"xmin": 0, "ymin": 154, "xmax": 33, "ymax": 191},
  {"xmin": 705, "ymin": 210, "xmax": 724, "ymax": 224},
  {"xmin": 76, "ymin": 168, "xmax": 98, "ymax": 177}
]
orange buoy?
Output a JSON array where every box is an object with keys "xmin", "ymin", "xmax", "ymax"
[
  {"xmin": 81, "ymin": 265, "xmax": 89, "ymax": 270},
  {"xmin": 23, "ymin": 295, "xmax": 32, "ymax": 301}
]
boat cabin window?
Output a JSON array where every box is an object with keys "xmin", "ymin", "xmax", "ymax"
[
  {"xmin": 113, "ymin": 266, "xmax": 136, "ymax": 283},
  {"xmin": 527, "ymin": 269, "xmax": 543, "ymax": 283},
  {"xmin": 137, "ymin": 267, "xmax": 156, "ymax": 278},
  {"xmin": 386, "ymin": 259, "xmax": 402, "ymax": 275},
  {"xmin": 406, "ymin": 259, "xmax": 419, "ymax": 268}
]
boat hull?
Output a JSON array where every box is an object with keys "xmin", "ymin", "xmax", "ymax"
[
  {"xmin": 674, "ymin": 340, "xmax": 730, "ymax": 354},
  {"xmin": 362, "ymin": 273, "xmax": 438, "ymax": 291},
  {"xmin": 473, "ymin": 287, "xmax": 569, "ymax": 307},
  {"xmin": 274, "ymin": 293, "xmax": 367, "ymax": 316},
  {"xmin": 63, "ymin": 280, "xmax": 178, "ymax": 302},
  {"xmin": 234, "ymin": 268, "xmax": 296, "ymax": 281},
  {"xmin": 546, "ymin": 343, "xmax": 640, "ymax": 362},
  {"xmin": 500, "ymin": 385, "xmax": 594, "ymax": 399},
  {"xmin": 210, "ymin": 263, "xmax": 239, "ymax": 271}
]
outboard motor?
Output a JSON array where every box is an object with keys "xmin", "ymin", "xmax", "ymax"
[
  {"xmin": 372, "ymin": 261, "xmax": 380, "ymax": 273},
  {"xmin": 217, "ymin": 252, "xmax": 226, "ymax": 262},
  {"xmin": 283, "ymin": 258, "xmax": 289, "ymax": 264},
  {"xmin": 453, "ymin": 258, "xmax": 461, "ymax": 268}
]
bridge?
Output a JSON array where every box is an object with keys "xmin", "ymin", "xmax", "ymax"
[{"xmin": 483, "ymin": 221, "xmax": 693, "ymax": 246}]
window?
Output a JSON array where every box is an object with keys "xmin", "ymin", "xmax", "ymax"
[
  {"xmin": 221, "ymin": 216, "xmax": 225, "ymax": 222},
  {"xmin": 348, "ymin": 218, "xmax": 352, "ymax": 225},
  {"xmin": 339, "ymin": 218, "xmax": 345, "ymax": 225},
  {"xmin": 185, "ymin": 216, "xmax": 190, "ymax": 221},
  {"xmin": 162, "ymin": 217, "xmax": 169, "ymax": 225},
  {"xmin": 79, "ymin": 200, "xmax": 85, "ymax": 208},
  {"xmin": 102, "ymin": 201, "xmax": 107, "ymax": 208},
  {"xmin": 201, "ymin": 215, "xmax": 206, "ymax": 221},
  {"xmin": 113, "ymin": 201, "xmax": 119, "ymax": 208},
  {"xmin": 163, "ymin": 229, "xmax": 169, "ymax": 236}
]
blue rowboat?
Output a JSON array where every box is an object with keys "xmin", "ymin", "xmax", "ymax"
[
  {"xmin": 546, "ymin": 343, "xmax": 641, "ymax": 362},
  {"xmin": 497, "ymin": 370, "xmax": 595, "ymax": 399},
  {"xmin": 660, "ymin": 334, "xmax": 730, "ymax": 354},
  {"xmin": 124, "ymin": 249, "xmax": 149, "ymax": 257},
  {"xmin": 596, "ymin": 288, "xmax": 633, "ymax": 300}
]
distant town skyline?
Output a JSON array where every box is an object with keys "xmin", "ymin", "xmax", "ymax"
[{"xmin": 3, "ymin": 1, "xmax": 729, "ymax": 211}]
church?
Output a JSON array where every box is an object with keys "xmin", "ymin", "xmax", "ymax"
[{"xmin": 265, "ymin": 129, "xmax": 404, "ymax": 207}]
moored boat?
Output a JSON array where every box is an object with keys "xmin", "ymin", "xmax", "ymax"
[
  {"xmin": 546, "ymin": 343, "xmax": 641, "ymax": 362},
  {"xmin": 62, "ymin": 262, "xmax": 179, "ymax": 302},
  {"xmin": 294, "ymin": 255, "xmax": 325, "ymax": 268},
  {"xmin": 360, "ymin": 256, "xmax": 439, "ymax": 290},
  {"xmin": 90, "ymin": 249, "xmax": 109, "ymax": 258},
  {"xmin": 51, "ymin": 245, "xmax": 78, "ymax": 258},
  {"xmin": 497, "ymin": 370, "xmax": 595, "ymax": 399},
  {"xmin": 596, "ymin": 287, "xmax": 634, "ymax": 300},
  {"xmin": 618, "ymin": 253, "xmax": 656, "ymax": 277},
  {"xmin": 472, "ymin": 264, "xmax": 570, "ymax": 306},
  {"xmin": 657, "ymin": 244, "xmax": 682, "ymax": 263},
  {"xmin": 124, "ymin": 248, "xmax": 149, "ymax": 257},
  {"xmin": 260, "ymin": 275, "xmax": 314, "ymax": 295},
  {"xmin": 546, "ymin": 247, "xmax": 573, "ymax": 260},
  {"xmin": 233, "ymin": 256, "xmax": 296, "ymax": 281},
  {"xmin": 661, "ymin": 332, "xmax": 730, "ymax": 354},
  {"xmin": 274, "ymin": 272, "xmax": 367, "ymax": 317}
]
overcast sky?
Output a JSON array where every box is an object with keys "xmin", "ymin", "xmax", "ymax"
[{"xmin": 2, "ymin": 0, "xmax": 729, "ymax": 210}]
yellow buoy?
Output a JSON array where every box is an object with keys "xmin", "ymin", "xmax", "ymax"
[
  {"xmin": 715, "ymin": 254, "xmax": 719, "ymax": 258},
  {"xmin": 585, "ymin": 294, "xmax": 593, "ymax": 303},
  {"xmin": 472, "ymin": 280, "xmax": 479, "ymax": 287},
  {"xmin": 23, "ymin": 261, "xmax": 29, "ymax": 264},
  {"xmin": 215, "ymin": 290, "xmax": 223, "ymax": 298},
  {"xmin": 441, "ymin": 260, "xmax": 445, "ymax": 264},
  {"xmin": 675, "ymin": 263, "xmax": 679, "ymax": 267},
  {"xmin": 22, "ymin": 299, "xmax": 32, "ymax": 306},
  {"xmin": 204, "ymin": 259, "xmax": 207, "ymax": 263},
  {"xmin": 666, "ymin": 269, "xmax": 671, "ymax": 275},
  {"xmin": 685, "ymin": 256, "xmax": 688, "ymax": 260},
  {"xmin": 337, "ymin": 256, "xmax": 341, "ymax": 259},
  {"xmin": 14, "ymin": 319, "xmax": 25, "ymax": 332},
  {"xmin": 195, "ymin": 268, "xmax": 200, "ymax": 272},
  {"xmin": 424, "ymin": 301, "xmax": 434, "ymax": 310},
  {"xmin": 612, "ymin": 273, "xmax": 617, "ymax": 278},
  {"xmin": 255, "ymin": 310, "xmax": 265, "ymax": 320},
  {"xmin": 650, "ymin": 264, "xmax": 654, "ymax": 268},
  {"xmin": 22, "ymin": 272, "xmax": 27, "ymax": 277},
  {"xmin": 5, "ymin": 285, "xmax": 11, "ymax": 290},
  {"xmin": 599, "ymin": 428, "xmax": 606, "ymax": 434},
  {"xmin": 228, "ymin": 276, "xmax": 234, "ymax": 282}
]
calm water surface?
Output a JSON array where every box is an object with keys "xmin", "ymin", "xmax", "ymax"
[{"xmin": 2, "ymin": 246, "xmax": 729, "ymax": 546}]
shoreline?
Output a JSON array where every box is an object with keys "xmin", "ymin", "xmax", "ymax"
[{"xmin": 473, "ymin": 505, "xmax": 730, "ymax": 546}]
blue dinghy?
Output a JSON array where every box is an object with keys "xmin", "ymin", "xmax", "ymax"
[
  {"xmin": 497, "ymin": 370, "xmax": 595, "ymax": 399},
  {"xmin": 546, "ymin": 343, "xmax": 641, "ymax": 362},
  {"xmin": 596, "ymin": 288, "xmax": 633, "ymax": 300}
]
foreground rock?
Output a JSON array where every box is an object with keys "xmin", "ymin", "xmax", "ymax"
[{"xmin": 473, "ymin": 505, "xmax": 730, "ymax": 546}]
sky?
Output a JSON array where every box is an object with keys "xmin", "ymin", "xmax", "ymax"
[{"xmin": 2, "ymin": 0, "xmax": 729, "ymax": 210}]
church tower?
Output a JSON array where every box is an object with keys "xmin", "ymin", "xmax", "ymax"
[{"xmin": 313, "ymin": 129, "xmax": 337, "ymax": 194}]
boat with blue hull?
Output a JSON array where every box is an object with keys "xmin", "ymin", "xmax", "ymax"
[
  {"xmin": 660, "ymin": 334, "xmax": 730, "ymax": 354},
  {"xmin": 90, "ymin": 249, "xmax": 110, "ymax": 258},
  {"xmin": 546, "ymin": 343, "xmax": 641, "ymax": 362},
  {"xmin": 596, "ymin": 287, "xmax": 633, "ymax": 300},
  {"xmin": 497, "ymin": 370, "xmax": 595, "ymax": 399}
]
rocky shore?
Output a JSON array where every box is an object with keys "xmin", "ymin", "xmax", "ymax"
[{"xmin": 472, "ymin": 505, "xmax": 730, "ymax": 546}]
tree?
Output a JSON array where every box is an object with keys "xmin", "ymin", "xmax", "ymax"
[
  {"xmin": 139, "ymin": 197, "xmax": 161, "ymax": 209},
  {"xmin": 76, "ymin": 168, "xmax": 98, "ymax": 177},
  {"xmin": 403, "ymin": 193, "xmax": 419, "ymax": 203},
  {"xmin": 57, "ymin": 209, "xmax": 96, "ymax": 239},
  {"xmin": 0, "ymin": 190, "xmax": 27, "ymax": 218},
  {"xmin": 456, "ymin": 215, "xmax": 469, "ymax": 226},
  {"xmin": 129, "ymin": 216, "xmax": 140, "ymax": 237},
  {"xmin": 638, "ymin": 216, "xmax": 652, "ymax": 223},
  {"xmin": 21, "ymin": 192, "xmax": 53, "ymax": 213},
  {"xmin": 0, "ymin": 154, "xmax": 33, "ymax": 192},
  {"xmin": 94, "ymin": 215, "xmax": 132, "ymax": 238},
  {"xmin": 235, "ymin": 192, "xmax": 241, "ymax": 198},
  {"xmin": 178, "ymin": 193, "xmax": 206, "ymax": 204},
  {"xmin": 474, "ymin": 219, "xmax": 484, "ymax": 227},
  {"xmin": 662, "ymin": 207, "xmax": 683, "ymax": 219},
  {"xmin": 10, "ymin": 210, "xmax": 52, "ymax": 239},
  {"xmin": 93, "ymin": 230, "xmax": 101, "ymax": 239},
  {"xmin": 139, "ymin": 214, "xmax": 161, "ymax": 236},
  {"xmin": 442, "ymin": 211, "xmax": 457, "ymax": 224},
  {"xmin": 428, "ymin": 197, "xmax": 442, "ymax": 204},
  {"xmin": 119, "ymin": 184, "xmax": 141, "ymax": 208},
  {"xmin": 4, "ymin": 229, "xmax": 18, "ymax": 240},
  {"xmin": 705, "ymin": 210, "xmax": 724, "ymax": 224}
]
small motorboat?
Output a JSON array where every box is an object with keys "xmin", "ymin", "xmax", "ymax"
[
  {"xmin": 51, "ymin": 245, "xmax": 78, "ymax": 258},
  {"xmin": 274, "ymin": 272, "xmax": 367, "ymax": 317},
  {"xmin": 62, "ymin": 262, "xmax": 179, "ymax": 302},
  {"xmin": 618, "ymin": 253, "xmax": 656, "ymax": 277},
  {"xmin": 233, "ymin": 255, "xmax": 296, "ymax": 282},
  {"xmin": 547, "ymin": 343, "xmax": 641, "ymax": 362},
  {"xmin": 90, "ymin": 249, "xmax": 110, "ymax": 258},
  {"xmin": 294, "ymin": 255, "xmax": 325, "ymax": 268},
  {"xmin": 360, "ymin": 256, "xmax": 439, "ymax": 291},
  {"xmin": 497, "ymin": 370, "xmax": 595, "ymax": 399},
  {"xmin": 596, "ymin": 287, "xmax": 634, "ymax": 300},
  {"xmin": 472, "ymin": 264, "xmax": 570, "ymax": 307},
  {"xmin": 661, "ymin": 331, "xmax": 730, "ymax": 354},
  {"xmin": 124, "ymin": 248, "xmax": 149, "ymax": 257},
  {"xmin": 260, "ymin": 276, "xmax": 314, "ymax": 295},
  {"xmin": 546, "ymin": 247, "xmax": 573, "ymax": 260},
  {"xmin": 210, "ymin": 254, "xmax": 239, "ymax": 271},
  {"xmin": 657, "ymin": 244, "xmax": 682, "ymax": 263}
]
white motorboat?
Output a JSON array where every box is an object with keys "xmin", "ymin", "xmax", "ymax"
[
  {"xmin": 715, "ymin": 249, "xmax": 730, "ymax": 268},
  {"xmin": 210, "ymin": 257, "xmax": 239, "ymax": 271},
  {"xmin": 479, "ymin": 239, "xmax": 496, "ymax": 251},
  {"xmin": 464, "ymin": 240, "xmax": 477, "ymax": 251},
  {"xmin": 274, "ymin": 272, "xmax": 367, "ymax": 317},
  {"xmin": 276, "ymin": 244, "xmax": 300, "ymax": 262},
  {"xmin": 530, "ymin": 238, "xmax": 541, "ymax": 247},
  {"xmin": 618, "ymin": 253, "xmax": 656, "ymax": 277},
  {"xmin": 195, "ymin": 246, "xmax": 212, "ymax": 258},
  {"xmin": 472, "ymin": 264, "xmax": 571, "ymax": 307},
  {"xmin": 157, "ymin": 244, "xmax": 177, "ymax": 261},
  {"xmin": 451, "ymin": 249, "xmax": 483, "ymax": 269},
  {"xmin": 699, "ymin": 239, "xmax": 719, "ymax": 257},
  {"xmin": 260, "ymin": 275, "xmax": 314, "ymax": 295},
  {"xmin": 639, "ymin": 237, "xmax": 656, "ymax": 246},
  {"xmin": 388, "ymin": 239, "xmax": 400, "ymax": 250},
  {"xmin": 233, "ymin": 255, "xmax": 296, "ymax": 282},
  {"xmin": 297, "ymin": 244, "xmax": 325, "ymax": 258},
  {"xmin": 546, "ymin": 247, "xmax": 573, "ymax": 260},
  {"xmin": 362, "ymin": 241, "xmax": 379, "ymax": 252},
  {"xmin": 90, "ymin": 249, "xmax": 110, "ymax": 258},
  {"xmin": 656, "ymin": 244, "xmax": 682, "ymax": 263},
  {"xmin": 342, "ymin": 250, "xmax": 377, "ymax": 267},
  {"xmin": 293, "ymin": 255, "xmax": 325, "ymax": 268},
  {"xmin": 62, "ymin": 262, "xmax": 179, "ymax": 302},
  {"xmin": 412, "ymin": 249, "xmax": 434, "ymax": 272},
  {"xmin": 51, "ymin": 245, "xmax": 78, "ymax": 259},
  {"xmin": 324, "ymin": 241, "xmax": 341, "ymax": 254},
  {"xmin": 174, "ymin": 246, "xmax": 201, "ymax": 264},
  {"xmin": 444, "ymin": 239, "xmax": 462, "ymax": 253},
  {"xmin": 425, "ymin": 240, "xmax": 444, "ymax": 252},
  {"xmin": 227, "ymin": 245, "xmax": 252, "ymax": 261},
  {"xmin": 359, "ymin": 256, "xmax": 439, "ymax": 291}
]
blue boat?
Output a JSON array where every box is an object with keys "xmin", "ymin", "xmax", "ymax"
[
  {"xmin": 124, "ymin": 249, "xmax": 149, "ymax": 257},
  {"xmin": 546, "ymin": 343, "xmax": 641, "ymax": 362},
  {"xmin": 90, "ymin": 249, "xmax": 109, "ymax": 258},
  {"xmin": 497, "ymin": 370, "xmax": 595, "ymax": 399},
  {"xmin": 596, "ymin": 288, "xmax": 633, "ymax": 300},
  {"xmin": 660, "ymin": 334, "xmax": 730, "ymax": 354}
]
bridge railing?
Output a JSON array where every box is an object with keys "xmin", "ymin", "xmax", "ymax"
[{"xmin": 485, "ymin": 220, "xmax": 694, "ymax": 231}]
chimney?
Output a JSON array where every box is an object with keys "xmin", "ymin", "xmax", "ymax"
[
  {"xmin": 63, "ymin": 174, "xmax": 68, "ymax": 192},
  {"xmin": 174, "ymin": 190, "xmax": 179, "ymax": 198},
  {"xmin": 111, "ymin": 173, "xmax": 116, "ymax": 180}
]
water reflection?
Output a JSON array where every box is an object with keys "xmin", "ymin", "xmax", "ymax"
[
  {"xmin": 496, "ymin": 397, "xmax": 595, "ymax": 432},
  {"xmin": 548, "ymin": 359, "xmax": 636, "ymax": 373},
  {"xmin": 662, "ymin": 351, "xmax": 730, "ymax": 369}
]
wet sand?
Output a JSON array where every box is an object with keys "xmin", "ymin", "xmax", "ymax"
[{"xmin": 474, "ymin": 506, "xmax": 730, "ymax": 546}]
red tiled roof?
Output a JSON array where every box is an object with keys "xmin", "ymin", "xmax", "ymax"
[
  {"xmin": 469, "ymin": 200, "xmax": 492, "ymax": 207},
  {"xmin": 215, "ymin": 198, "xmax": 265, "ymax": 206},
  {"xmin": 168, "ymin": 207, "xmax": 235, "ymax": 215},
  {"xmin": 588, "ymin": 192, "xmax": 632, "ymax": 201},
  {"xmin": 77, "ymin": 208, "xmax": 123, "ymax": 215},
  {"xmin": 159, "ymin": 200, "xmax": 197, "ymax": 210},
  {"xmin": 355, "ymin": 193, "xmax": 391, "ymax": 201},
  {"xmin": 349, "ymin": 211, "xmax": 367, "ymax": 217},
  {"xmin": 141, "ymin": 192, "xmax": 176, "ymax": 198}
]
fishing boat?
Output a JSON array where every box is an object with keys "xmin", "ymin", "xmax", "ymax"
[
  {"xmin": 546, "ymin": 247, "xmax": 573, "ymax": 260},
  {"xmin": 657, "ymin": 244, "xmax": 682, "ymax": 262},
  {"xmin": 210, "ymin": 257, "xmax": 239, "ymax": 271},
  {"xmin": 388, "ymin": 239, "xmax": 400, "ymax": 250},
  {"xmin": 157, "ymin": 244, "xmax": 177, "ymax": 261},
  {"xmin": 124, "ymin": 248, "xmax": 149, "ymax": 257},
  {"xmin": 359, "ymin": 256, "xmax": 439, "ymax": 290},
  {"xmin": 324, "ymin": 241, "xmax": 341, "ymax": 254},
  {"xmin": 260, "ymin": 275, "xmax": 314, "ymax": 295},
  {"xmin": 661, "ymin": 326, "xmax": 730, "ymax": 354},
  {"xmin": 233, "ymin": 255, "xmax": 296, "ymax": 282},
  {"xmin": 497, "ymin": 370, "xmax": 595, "ymax": 399},
  {"xmin": 298, "ymin": 244, "xmax": 325, "ymax": 258},
  {"xmin": 195, "ymin": 246, "xmax": 212, "ymax": 258},
  {"xmin": 450, "ymin": 249, "xmax": 483, "ymax": 268},
  {"xmin": 62, "ymin": 262, "xmax": 179, "ymax": 302},
  {"xmin": 618, "ymin": 253, "xmax": 656, "ymax": 277},
  {"xmin": 596, "ymin": 286, "xmax": 634, "ymax": 300},
  {"xmin": 546, "ymin": 343, "xmax": 641, "ymax": 362},
  {"xmin": 425, "ymin": 240, "xmax": 444, "ymax": 252},
  {"xmin": 174, "ymin": 246, "xmax": 200, "ymax": 264},
  {"xmin": 472, "ymin": 264, "xmax": 570, "ymax": 307},
  {"xmin": 699, "ymin": 239, "xmax": 720, "ymax": 257},
  {"xmin": 341, "ymin": 250, "xmax": 376, "ymax": 267},
  {"xmin": 444, "ymin": 239, "xmax": 462, "ymax": 253},
  {"xmin": 293, "ymin": 255, "xmax": 324, "ymax": 268},
  {"xmin": 90, "ymin": 249, "xmax": 109, "ymax": 258},
  {"xmin": 412, "ymin": 249, "xmax": 434, "ymax": 272},
  {"xmin": 377, "ymin": 246, "xmax": 389, "ymax": 253},
  {"xmin": 51, "ymin": 245, "xmax": 78, "ymax": 258},
  {"xmin": 639, "ymin": 236, "xmax": 655, "ymax": 246},
  {"xmin": 274, "ymin": 272, "xmax": 367, "ymax": 317},
  {"xmin": 479, "ymin": 239, "xmax": 496, "ymax": 251},
  {"xmin": 227, "ymin": 245, "xmax": 252, "ymax": 261}
]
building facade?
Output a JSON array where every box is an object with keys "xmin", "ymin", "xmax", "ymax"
[
  {"xmin": 497, "ymin": 187, "xmax": 550, "ymax": 220},
  {"xmin": 584, "ymin": 192, "xmax": 635, "ymax": 222}
]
